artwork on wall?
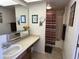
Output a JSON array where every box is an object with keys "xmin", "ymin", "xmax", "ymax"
[
  {"xmin": 69, "ymin": 1, "xmax": 76, "ymax": 26},
  {"xmin": 21, "ymin": 15, "xmax": 26, "ymax": 23},
  {"xmin": 32, "ymin": 15, "xmax": 38, "ymax": 23},
  {"xmin": 0, "ymin": 13, "xmax": 3, "ymax": 23}
]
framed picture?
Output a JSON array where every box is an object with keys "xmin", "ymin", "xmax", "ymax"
[
  {"xmin": 21, "ymin": 15, "xmax": 26, "ymax": 23},
  {"xmin": 69, "ymin": 2, "xmax": 76, "ymax": 26},
  {"xmin": 0, "ymin": 13, "xmax": 2, "ymax": 23},
  {"xmin": 32, "ymin": 15, "xmax": 38, "ymax": 23}
]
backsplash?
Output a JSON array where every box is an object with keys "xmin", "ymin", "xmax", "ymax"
[{"xmin": 7, "ymin": 32, "xmax": 20, "ymax": 42}]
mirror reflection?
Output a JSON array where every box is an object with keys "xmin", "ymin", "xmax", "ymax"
[{"xmin": 0, "ymin": 5, "xmax": 29, "ymax": 35}]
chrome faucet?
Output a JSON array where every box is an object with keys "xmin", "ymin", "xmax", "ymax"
[{"xmin": 2, "ymin": 42, "xmax": 11, "ymax": 49}]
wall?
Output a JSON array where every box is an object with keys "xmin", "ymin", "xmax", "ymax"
[
  {"xmin": 56, "ymin": 10, "xmax": 64, "ymax": 40},
  {"xmin": 0, "ymin": 7, "xmax": 16, "ymax": 35},
  {"xmin": 63, "ymin": 0, "xmax": 79, "ymax": 59},
  {"xmin": 29, "ymin": 2, "xmax": 46, "ymax": 53}
]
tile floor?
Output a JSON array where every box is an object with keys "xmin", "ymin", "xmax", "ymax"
[{"xmin": 32, "ymin": 47, "xmax": 63, "ymax": 59}]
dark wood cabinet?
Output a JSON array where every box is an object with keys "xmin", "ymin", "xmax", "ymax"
[{"xmin": 16, "ymin": 48, "xmax": 31, "ymax": 59}]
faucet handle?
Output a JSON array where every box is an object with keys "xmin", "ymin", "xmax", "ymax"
[{"xmin": 2, "ymin": 42, "xmax": 11, "ymax": 49}]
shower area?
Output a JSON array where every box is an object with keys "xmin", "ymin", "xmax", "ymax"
[{"xmin": 45, "ymin": 9, "xmax": 64, "ymax": 53}]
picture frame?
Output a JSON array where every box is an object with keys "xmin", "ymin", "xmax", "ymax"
[
  {"xmin": 21, "ymin": 15, "xmax": 26, "ymax": 23},
  {"xmin": 69, "ymin": 2, "xmax": 76, "ymax": 26},
  {"xmin": 0, "ymin": 13, "xmax": 2, "ymax": 23},
  {"xmin": 32, "ymin": 15, "xmax": 38, "ymax": 23}
]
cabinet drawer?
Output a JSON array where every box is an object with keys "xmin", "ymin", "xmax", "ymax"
[{"xmin": 16, "ymin": 48, "xmax": 31, "ymax": 59}]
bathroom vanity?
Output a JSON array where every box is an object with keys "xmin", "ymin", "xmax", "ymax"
[
  {"xmin": 3, "ymin": 35, "xmax": 39, "ymax": 59},
  {"xmin": 16, "ymin": 47, "xmax": 31, "ymax": 59}
]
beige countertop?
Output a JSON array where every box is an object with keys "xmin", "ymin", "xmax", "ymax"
[{"xmin": 4, "ymin": 35, "xmax": 40, "ymax": 59}]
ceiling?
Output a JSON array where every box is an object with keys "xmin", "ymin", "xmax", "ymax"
[
  {"xmin": 45, "ymin": 0, "xmax": 70, "ymax": 8},
  {"xmin": 0, "ymin": 0, "xmax": 18, "ymax": 6},
  {"xmin": 0, "ymin": 0, "xmax": 70, "ymax": 9}
]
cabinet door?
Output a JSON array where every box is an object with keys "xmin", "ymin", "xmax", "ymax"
[{"xmin": 16, "ymin": 48, "xmax": 31, "ymax": 59}]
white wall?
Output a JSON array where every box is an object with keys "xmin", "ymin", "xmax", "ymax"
[
  {"xmin": 63, "ymin": 0, "xmax": 79, "ymax": 59},
  {"xmin": 0, "ymin": 7, "xmax": 16, "ymax": 35},
  {"xmin": 29, "ymin": 2, "xmax": 46, "ymax": 53}
]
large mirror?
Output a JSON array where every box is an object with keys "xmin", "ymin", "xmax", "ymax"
[
  {"xmin": 0, "ymin": 0, "xmax": 45, "ymax": 38},
  {"xmin": 15, "ymin": 5, "xmax": 29, "ymax": 37},
  {"xmin": 0, "ymin": 5, "xmax": 29, "ymax": 36},
  {"xmin": 0, "ymin": 0, "xmax": 31, "ymax": 47},
  {"xmin": 0, "ymin": 6, "xmax": 16, "ymax": 35}
]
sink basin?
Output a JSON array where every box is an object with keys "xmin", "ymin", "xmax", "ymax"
[{"xmin": 3, "ymin": 44, "xmax": 22, "ymax": 58}]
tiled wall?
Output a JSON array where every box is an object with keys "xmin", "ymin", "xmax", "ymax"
[{"xmin": 46, "ymin": 9, "xmax": 57, "ymax": 44}]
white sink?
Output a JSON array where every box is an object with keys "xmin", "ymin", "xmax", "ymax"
[{"xmin": 3, "ymin": 44, "xmax": 22, "ymax": 58}]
